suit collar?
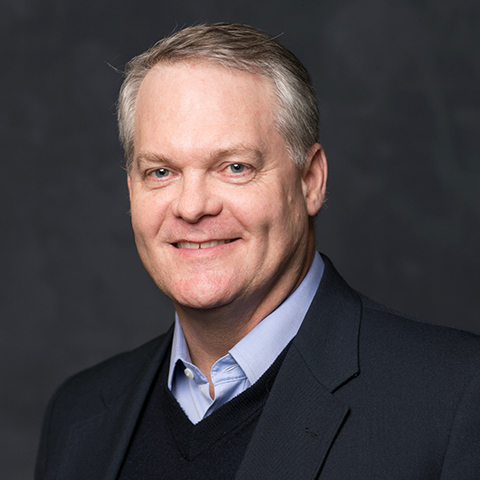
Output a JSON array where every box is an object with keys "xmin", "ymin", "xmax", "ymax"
[
  {"xmin": 236, "ymin": 254, "xmax": 361, "ymax": 479},
  {"xmin": 56, "ymin": 328, "xmax": 174, "ymax": 480},
  {"xmin": 294, "ymin": 253, "xmax": 361, "ymax": 392},
  {"xmin": 100, "ymin": 330, "xmax": 173, "ymax": 408}
]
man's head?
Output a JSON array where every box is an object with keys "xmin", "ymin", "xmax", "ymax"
[
  {"xmin": 118, "ymin": 23, "xmax": 319, "ymax": 172},
  {"xmin": 121, "ymin": 24, "xmax": 327, "ymax": 331}
]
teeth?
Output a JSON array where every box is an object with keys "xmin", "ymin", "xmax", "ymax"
[
  {"xmin": 176, "ymin": 240, "xmax": 231, "ymax": 249},
  {"xmin": 200, "ymin": 241, "xmax": 219, "ymax": 248}
]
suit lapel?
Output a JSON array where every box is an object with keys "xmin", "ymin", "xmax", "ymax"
[
  {"xmin": 235, "ymin": 345, "xmax": 350, "ymax": 480},
  {"xmin": 236, "ymin": 255, "xmax": 361, "ymax": 480},
  {"xmin": 56, "ymin": 329, "xmax": 173, "ymax": 480}
]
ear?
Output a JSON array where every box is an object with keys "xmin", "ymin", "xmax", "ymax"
[
  {"xmin": 301, "ymin": 143, "xmax": 328, "ymax": 217},
  {"xmin": 127, "ymin": 174, "xmax": 133, "ymax": 201}
]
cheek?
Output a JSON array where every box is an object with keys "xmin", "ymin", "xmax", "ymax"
[
  {"xmin": 225, "ymin": 190, "xmax": 275, "ymax": 234},
  {"xmin": 271, "ymin": 187, "xmax": 309, "ymax": 242},
  {"xmin": 231, "ymin": 187, "xmax": 296, "ymax": 243},
  {"xmin": 131, "ymin": 195, "xmax": 168, "ymax": 239}
]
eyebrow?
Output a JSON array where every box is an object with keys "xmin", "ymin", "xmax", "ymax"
[
  {"xmin": 134, "ymin": 145, "xmax": 265, "ymax": 171},
  {"xmin": 210, "ymin": 146, "xmax": 265, "ymax": 166},
  {"xmin": 135, "ymin": 153, "xmax": 170, "ymax": 173}
]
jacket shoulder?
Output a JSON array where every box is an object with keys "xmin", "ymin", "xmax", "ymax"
[
  {"xmin": 35, "ymin": 332, "xmax": 172, "ymax": 478},
  {"xmin": 46, "ymin": 332, "xmax": 171, "ymax": 432},
  {"xmin": 358, "ymin": 293, "xmax": 480, "ymax": 372}
]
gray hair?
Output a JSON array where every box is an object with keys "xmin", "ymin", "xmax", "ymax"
[{"xmin": 117, "ymin": 23, "xmax": 319, "ymax": 172}]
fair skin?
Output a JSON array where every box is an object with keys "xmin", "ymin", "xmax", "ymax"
[{"xmin": 128, "ymin": 62, "xmax": 327, "ymax": 395}]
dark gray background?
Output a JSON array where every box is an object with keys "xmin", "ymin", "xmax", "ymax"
[{"xmin": 2, "ymin": 0, "xmax": 479, "ymax": 477}]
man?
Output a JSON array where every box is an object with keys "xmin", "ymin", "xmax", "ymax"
[{"xmin": 36, "ymin": 23, "xmax": 480, "ymax": 479}]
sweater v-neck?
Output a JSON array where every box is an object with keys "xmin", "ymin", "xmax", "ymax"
[{"xmin": 119, "ymin": 342, "xmax": 291, "ymax": 479}]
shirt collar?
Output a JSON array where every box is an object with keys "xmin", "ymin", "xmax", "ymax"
[
  {"xmin": 168, "ymin": 315, "xmax": 193, "ymax": 390},
  {"xmin": 168, "ymin": 252, "xmax": 324, "ymax": 389}
]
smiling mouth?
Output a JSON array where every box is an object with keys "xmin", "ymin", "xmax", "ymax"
[{"xmin": 174, "ymin": 239, "xmax": 236, "ymax": 249}]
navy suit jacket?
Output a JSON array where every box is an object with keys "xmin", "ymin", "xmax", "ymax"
[{"xmin": 35, "ymin": 255, "xmax": 480, "ymax": 479}]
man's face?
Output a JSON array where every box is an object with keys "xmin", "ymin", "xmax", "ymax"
[{"xmin": 128, "ymin": 62, "xmax": 325, "ymax": 322}]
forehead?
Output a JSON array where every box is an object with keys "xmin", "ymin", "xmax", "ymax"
[
  {"xmin": 136, "ymin": 61, "xmax": 276, "ymax": 115},
  {"xmin": 139, "ymin": 59, "xmax": 275, "ymax": 96},
  {"xmin": 133, "ymin": 62, "xmax": 280, "ymax": 158}
]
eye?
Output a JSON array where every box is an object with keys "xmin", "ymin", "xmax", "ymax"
[
  {"xmin": 228, "ymin": 163, "xmax": 246, "ymax": 173},
  {"xmin": 151, "ymin": 168, "xmax": 170, "ymax": 178},
  {"xmin": 220, "ymin": 162, "xmax": 255, "ymax": 184}
]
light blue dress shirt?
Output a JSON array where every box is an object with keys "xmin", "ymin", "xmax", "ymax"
[{"xmin": 168, "ymin": 252, "xmax": 325, "ymax": 424}]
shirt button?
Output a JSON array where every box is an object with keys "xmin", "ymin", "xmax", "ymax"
[{"xmin": 184, "ymin": 368, "xmax": 195, "ymax": 380}]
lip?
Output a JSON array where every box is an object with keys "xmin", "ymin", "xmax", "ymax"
[
  {"xmin": 170, "ymin": 238, "xmax": 240, "ymax": 254},
  {"xmin": 173, "ymin": 239, "xmax": 235, "ymax": 249},
  {"xmin": 171, "ymin": 238, "xmax": 238, "ymax": 250}
]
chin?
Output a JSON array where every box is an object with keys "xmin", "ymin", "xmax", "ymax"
[
  {"xmin": 166, "ymin": 279, "xmax": 238, "ymax": 311},
  {"xmin": 172, "ymin": 294, "xmax": 233, "ymax": 312}
]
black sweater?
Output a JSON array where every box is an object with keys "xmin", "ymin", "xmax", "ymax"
[{"xmin": 119, "ymin": 344, "xmax": 290, "ymax": 479}]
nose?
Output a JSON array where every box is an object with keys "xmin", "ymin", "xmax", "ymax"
[{"xmin": 171, "ymin": 173, "xmax": 223, "ymax": 223}]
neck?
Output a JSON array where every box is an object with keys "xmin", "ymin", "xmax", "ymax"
[{"xmin": 174, "ymin": 230, "xmax": 316, "ymax": 381}]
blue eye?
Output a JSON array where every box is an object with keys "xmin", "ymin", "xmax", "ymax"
[
  {"xmin": 229, "ymin": 163, "xmax": 245, "ymax": 173},
  {"xmin": 152, "ymin": 168, "xmax": 169, "ymax": 178}
]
